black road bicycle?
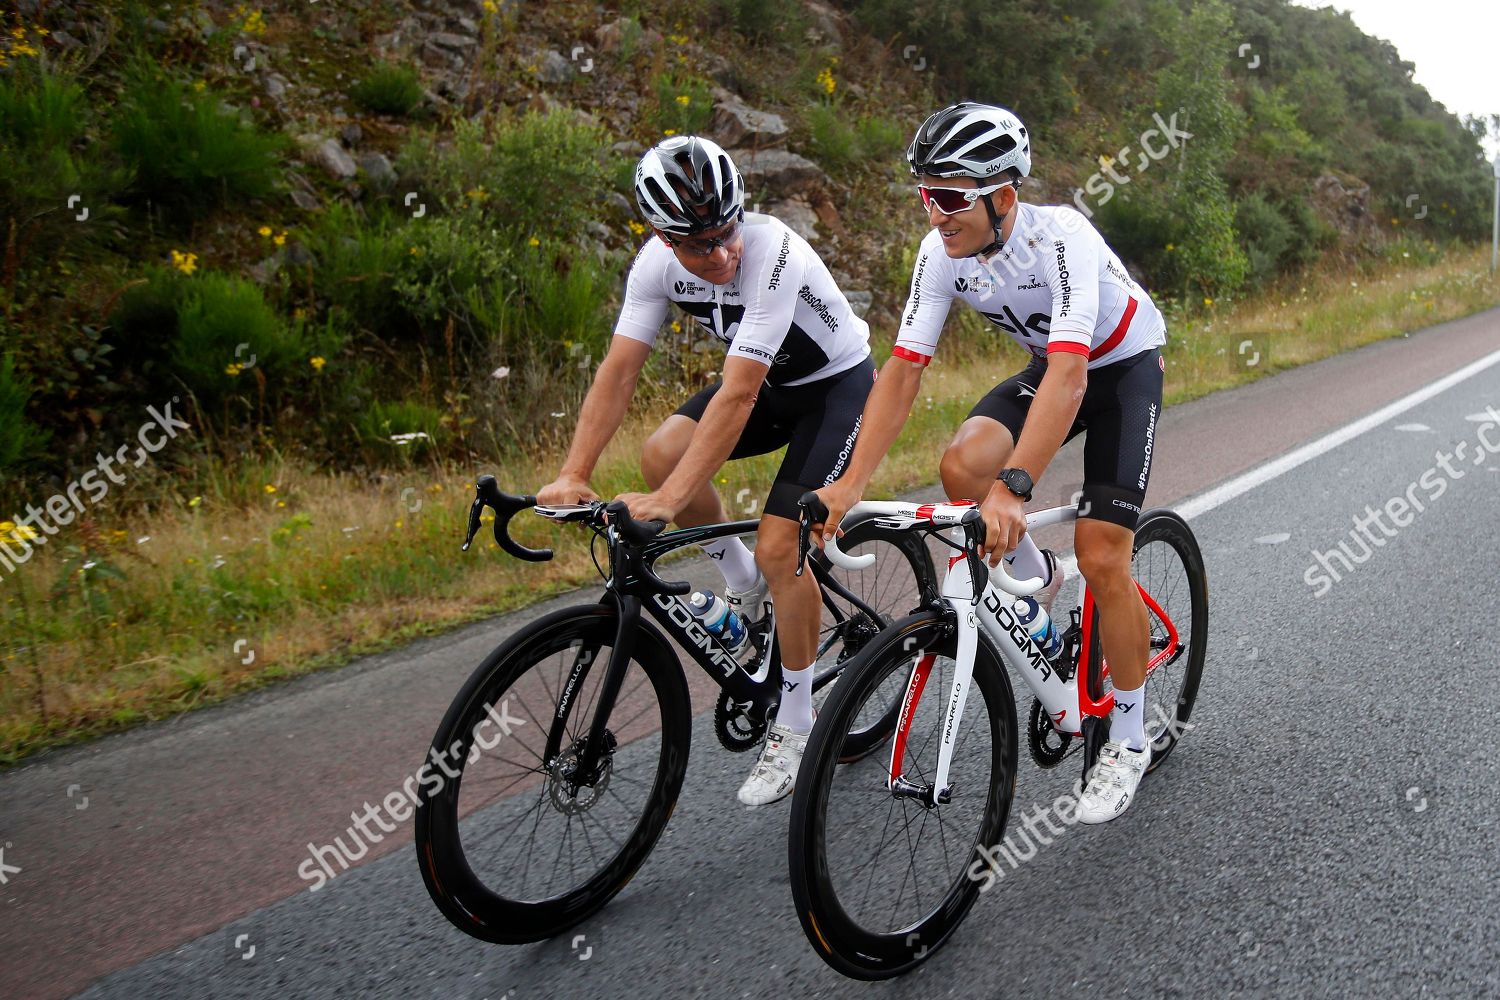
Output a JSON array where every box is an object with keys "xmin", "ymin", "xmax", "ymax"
[{"xmin": 414, "ymin": 476, "xmax": 938, "ymax": 944}]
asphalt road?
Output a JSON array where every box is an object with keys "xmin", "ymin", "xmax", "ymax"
[{"xmin": 4, "ymin": 307, "xmax": 1499, "ymax": 999}]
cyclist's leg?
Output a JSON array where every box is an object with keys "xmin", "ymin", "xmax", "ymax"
[
  {"xmin": 757, "ymin": 359, "xmax": 876, "ymax": 690},
  {"xmin": 1073, "ymin": 348, "xmax": 1162, "ymax": 820},
  {"xmin": 642, "ymin": 382, "xmax": 791, "ymax": 593},
  {"xmin": 940, "ymin": 360, "xmax": 1052, "ymax": 581}
]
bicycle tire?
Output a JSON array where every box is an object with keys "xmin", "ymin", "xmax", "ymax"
[
  {"xmin": 1082, "ymin": 507, "xmax": 1208, "ymax": 776},
  {"xmin": 789, "ymin": 610, "xmax": 1017, "ymax": 980},
  {"xmin": 415, "ymin": 603, "xmax": 691, "ymax": 944}
]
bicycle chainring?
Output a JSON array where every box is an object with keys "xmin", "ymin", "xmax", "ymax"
[
  {"xmin": 1027, "ymin": 697, "xmax": 1074, "ymax": 769},
  {"xmin": 714, "ymin": 693, "xmax": 766, "ymax": 752}
]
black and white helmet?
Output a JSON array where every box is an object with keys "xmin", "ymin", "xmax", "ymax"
[
  {"xmin": 633, "ymin": 136, "xmax": 744, "ymax": 237},
  {"xmin": 907, "ymin": 103, "xmax": 1031, "ymax": 180}
]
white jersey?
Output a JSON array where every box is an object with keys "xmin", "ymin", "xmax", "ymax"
[
  {"xmin": 613, "ymin": 214, "xmax": 870, "ymax": 387},
  {"xmin": 894, "ymin": 202, "xmax": 1166, "ymax": 369}
]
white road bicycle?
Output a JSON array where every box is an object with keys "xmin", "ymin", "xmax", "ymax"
[{"xmin": 786, "ymin": 494, "xmax": 1207, "ymax": 980}]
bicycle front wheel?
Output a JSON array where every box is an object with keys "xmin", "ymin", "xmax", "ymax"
[
  {"xmin": 415, "ymin": 603, "xmax": 691, "ymax": 943},
  {"xmin": 789, "ymin": 611, "xmax": 1018, "ymax": 980}
]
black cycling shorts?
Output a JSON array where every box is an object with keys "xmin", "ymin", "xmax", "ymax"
[
  {"xmin": 968, "ymin": 347, "xmax": 1164, "ymax": 530},
  {"xmin": 675, "ymin": 357, "xmax": 876, "ymax": 521}
]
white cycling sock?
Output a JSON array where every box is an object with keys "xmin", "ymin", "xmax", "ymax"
[
  {"xmin": 1110, "ymin": 683, "xmax": 1148, "ymax": 752},
  {"xmin": 1004, "ymin": 535, "xmax": 1051, "ymax": 585},
  {"xmin": 699, "ymin": 537, "xmax": 760, "ymax": 592},
  {"xmin": 777, "ymin": 665, "xmax": 815, "ymax": 734}
]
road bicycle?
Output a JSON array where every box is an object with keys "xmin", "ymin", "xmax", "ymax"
[
  {"xmin": 414, "ymin": 475, "xmax": 938, "ymax": 944},
  {"xmin": 787, "ymin": 494, "xmax": 1207, "ymax": 979}
]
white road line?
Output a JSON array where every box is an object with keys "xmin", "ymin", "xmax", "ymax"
[{"xmin": 1174, "ymin": 345, "xmax": 1500, "ymax": 522}]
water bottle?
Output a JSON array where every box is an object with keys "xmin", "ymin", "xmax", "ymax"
[
  {"xmin": 687, "ymin": 590, "xmax": 748, "ymax": 652},
  {"xmin": 1013, "ymin": 597, "xmax": 1062, "ymax": 660}
]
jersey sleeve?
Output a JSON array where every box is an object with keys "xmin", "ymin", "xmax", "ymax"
[
  {"xmin": 726, "ymin": 229, "xmax": 799, "ymax": 370},
  {"xmin": 1040, "ymin": 209, "xmax": 1100, "ymax": 358},
  {"xmin": 612, "ymin": 241, "xmax": 670, "ymax": 346},
  {"xmin": 892, "ymin": 240, "xmax": 953, "ymax": 365}
]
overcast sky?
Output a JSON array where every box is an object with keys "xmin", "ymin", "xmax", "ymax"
[{"xmin": 1292, "ymin": 0, "xmax": 1500, "ymax": 160}]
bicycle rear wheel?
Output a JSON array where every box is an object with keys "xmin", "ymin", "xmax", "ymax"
[
  {"xmin": 415, "ymin": 603, "xmax": 690, "ymax": 943},
  {"xmin": 789, "ymin": 611, "xmax": 1018, "ymax": 980},
  {"xmin": 1083, "ymin": 508, "xmax": 1208, "ymax": 775}
]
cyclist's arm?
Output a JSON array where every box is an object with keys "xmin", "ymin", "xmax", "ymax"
[
  {"xmin": 1007, "ymin": 351, "xmax": 1086, "ymax": 483},
  {"xmin": 650, "ymin": 354, "xmax": 769, "ymax": 511},
  {"xmin": 544, "ymin": 336, "xmax": 652, "ymax": 497},
  {"xmin": 1009, "ymin": 215, "xmax": 1097, "ymax": 482}
]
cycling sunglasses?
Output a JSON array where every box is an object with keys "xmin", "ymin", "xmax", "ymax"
[
  {"xmin": 917, "ymin": 182, "xmax": 1011, "ymax": 215},
  {"xmin": 665, "ymin": 217, "xmax": 743, "ymax": 257}
]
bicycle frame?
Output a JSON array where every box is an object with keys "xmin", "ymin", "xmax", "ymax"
[
  {"xmin": 534, "ymin": 509, "xmax": 896, "ymax": 782},
  {"xmin": 824, "ymin": 500, "xmax": 1184, "ymax": 806}
]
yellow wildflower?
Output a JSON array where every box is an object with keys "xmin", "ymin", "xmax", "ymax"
[
  {"xmin": 663, "ymin": 129, "xmax": 677, "ymax": 136},
  {"xmin": 627, "ymin": 220, "xmax": 646, "ymax": 236},
  {"xmin": 310, "ymin": 356, "xmax": 327, "ymax": 372},
  {"xmin": 816, "ymin": 67, "xmax": 835, "ymax": 96},
  {"xmin": 188, "ymin": 496, "xmax": 203, "ymax": 508},
  {"xmin": 225, "ymin": 363, "xmax": 245, "ymax": 377},
  {"xmin": 193, "ymin": 80, "xmax": 207, "ymax": 92},
  {"xmin": 483, "ymin": 0, "xmax": 498, "ymax": 11},
  {"xmin": 273, "ymin": 231, "xmax": 286, "ymax": 246},
  {"xmin": 258, "ymin": 225, "xmax": 272, "ymax": 237},
  {"xmin": 264, "ymin": 484, "xmax": 277, "ymax": 494},
  {"xmin": 1203, "ymin": 297, "xmax": 1214, "ymax": 307},
  {"xmin": 528, "ymin": 237, "xmax": 540, "ymax": 247},
  {"xmin": 675, "ymin": 94, "xmax": 691, "ymax": 106},
  {"xmin": 170, "ymin": 250, "xmax": 199, "ymax": 275}
]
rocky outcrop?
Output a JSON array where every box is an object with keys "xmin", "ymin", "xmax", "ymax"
[
  {"xmin": 710, "ymin": 88, "xmax": 789, "ymax": 148},
  {"xmin": 1312, "ymin": 173, "xmax": 1376, "ymax": 239},
  {"xmin": 736, "ymin": 148, "xmax": 829, "ymax": 200}
]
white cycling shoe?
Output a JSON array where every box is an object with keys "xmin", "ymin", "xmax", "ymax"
[
  {"xmin": 736, "ymin": 720, "xmax": 809, "ymax": 806},
  {"xmin": 1075, "ymin": 740, "xmax": 1151, "ymax": 824},
  {"xmin": 725, "ymin": 574, "xmax": 771, "ymax": 624}
]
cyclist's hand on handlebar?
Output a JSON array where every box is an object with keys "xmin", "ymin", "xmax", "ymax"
[
  {"xmin": 978, "ymin": 483, "xmax": 1027, "ymax": 567},
  {"xmin": 536, "ymin": 476, "xmax": 598, "ymax": 506},
  {"xmin": 614, "ymin": 490, "xmax": 680, "ymax": 526},
  {"xmin": 812, "ymin": 479, "xmax": 862, "ymax": 546}
]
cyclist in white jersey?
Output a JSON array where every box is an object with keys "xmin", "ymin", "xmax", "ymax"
[
  {"xmin": 538, "ymin": 136, "xmax": 874, "ymax": 805},
  {"xmin": 814, "ymin": 103, "xmax": 1167, "ymax": 823}
]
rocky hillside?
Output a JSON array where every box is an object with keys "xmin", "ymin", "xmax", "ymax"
[{"xmin": 0, "ymin": 0, "xmax": 1492, "ymax": 491}]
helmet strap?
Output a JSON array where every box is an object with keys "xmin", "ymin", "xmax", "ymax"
[{"xmin": 969, "ymin": 187, "xmax": 1012, "ymax": 259}]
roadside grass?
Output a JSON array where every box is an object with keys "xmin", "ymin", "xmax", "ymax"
[{"xmin": 1, "ymin": 247, "xmax": 1496, "ymax": 762}]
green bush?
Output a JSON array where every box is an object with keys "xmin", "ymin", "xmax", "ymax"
[
  {"xmin": 653, "ymin": 74, "xmax": 714, "ymax": 137},
  {"xmin": 303, "ymin": 203, "xmax": 413, "ymax": 338},
  {"xmin": 1234, "ymin": 193, "xmax": 1296, "ymax": 284},
  {"xmin": 391, "ymin": 215, "xmax": 512, "ymax": 343},
  {"xmin": 805, "ymin": 104, "xmax": 906, "ymax": 177},
  {"xmin": 0, "ymin": 355, "xmax": 49, "ymax": 475},
  {"xmin": 358, "ymin": 398, "xmax": 443, "ymax": 456},
  {"xmin": 171, "ymin": 272, "xmax": 304, "ymax": 397},
  {"xmin": 396, "ymin": 110, "xmax": 618, "ymax": 244},
  {"xmin": 111, "ymin": 61, "xmax": 286, "ymax": 210},
  {"xmin": 350, "ymin": 63, "xmax": 424, "ymax": 117}
]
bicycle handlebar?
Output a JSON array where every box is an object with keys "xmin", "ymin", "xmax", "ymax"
[
  {"xmin": 462, "ymin": 477, "xmax": 689, "ymax": 596},
  {"xmin": 464, "ymin": 475, "xmax": 553, "ymax": 560},
  {"xmin": 814, "ymin": 498, "xmax": 1045, "ymax": 598}
]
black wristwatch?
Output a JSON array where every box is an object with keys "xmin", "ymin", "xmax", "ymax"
[{"xmin": 997, "ymin": 467, "xmax": 1034, "ymax": 502}]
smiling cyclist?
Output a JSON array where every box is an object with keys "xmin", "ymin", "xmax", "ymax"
[
  {"xmin": 814, "ymin": 103, "xmax": 1169, "ymax": 823},
  {"xmin": 536, "ymin": 135, "xmax": 874, "ymax": 806}
]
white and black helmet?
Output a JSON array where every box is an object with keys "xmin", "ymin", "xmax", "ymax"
[
  {"xmin": 633, "ymin": 136, "xmax": 744, "ymax": 237},
  {"xmin": 907, "ymin": 102, "xmax": 1031, "ymax": 180}
]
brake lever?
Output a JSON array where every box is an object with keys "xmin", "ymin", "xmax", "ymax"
[
  {"xmin": 959, "ymin": 508, "xmax": 988, "ymax": 603},
  {"xmin": 601, "ymin": 500, "xmax": 691, "ymax": 595},
  {"xmin": 796, "ymin": 491, "xmax": 829, "ymax": 577}
]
